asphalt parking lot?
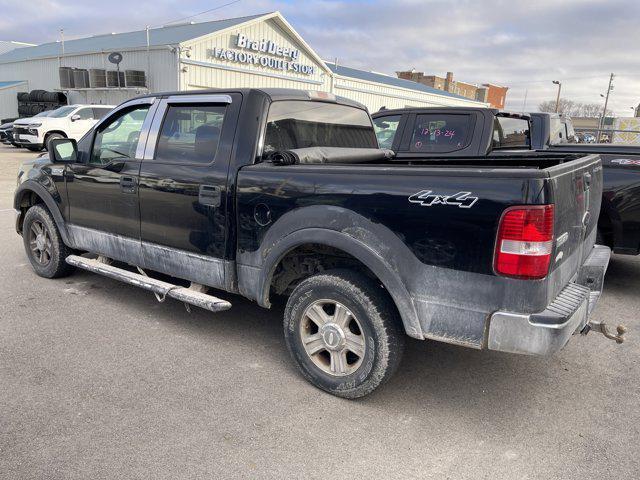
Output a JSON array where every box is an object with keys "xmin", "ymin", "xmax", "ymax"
[{"xmin": 0, "ymin": 143, "xmax": 638, "ymax": 479}]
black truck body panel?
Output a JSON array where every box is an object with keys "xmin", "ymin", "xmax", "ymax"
[
  {"xmin": 15, "ymin": 89, "xmax": 606, "ymax": 353},
  {"xmin": 374, "ymin": 107, "xmax": 640, "ymax": 254},
  {"xmin": 235, "ymin": 155, "xmax": 601, "ymax": 347}
]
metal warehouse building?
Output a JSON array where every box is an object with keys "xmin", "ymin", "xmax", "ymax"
[{"xmin": 0, "ymin": 11, "xmax": 484, "ymax": 119}]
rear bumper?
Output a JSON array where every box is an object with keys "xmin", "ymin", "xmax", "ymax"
[{"xmin": 487, "ymin": 244, "xmax": 610, "ymax": 356}]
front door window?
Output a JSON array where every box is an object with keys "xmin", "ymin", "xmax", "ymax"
[{"xmin": 91, "ymin": 106, "xmax": 150, "ymax": 165}]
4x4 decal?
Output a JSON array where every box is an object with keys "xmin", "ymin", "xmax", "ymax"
[{"xmin": 409, "ymin": 190, "xmax": 479, "ymax": 209}]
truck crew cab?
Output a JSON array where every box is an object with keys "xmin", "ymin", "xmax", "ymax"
[{"xmin": 15, "ymin": 89, "xmax": 619, "ymax": 398}]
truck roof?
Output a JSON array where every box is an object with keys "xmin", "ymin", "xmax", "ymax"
[
  {"xmin": 134, "ymin": 88, "xmax": 369, "ymax": 111},
  {"xmin": 373, "ymin": 106, "xmax": 501, "ymax": 116},
  {"xmin": 372, "ymin": 106, "xmax": 531, "ymax": 122}
]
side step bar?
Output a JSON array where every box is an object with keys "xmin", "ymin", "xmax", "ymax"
[{"xmin": 66, "ymin": 255, "xmax": 232, "ymax": 313}]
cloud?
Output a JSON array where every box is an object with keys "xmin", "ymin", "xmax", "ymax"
[{"xmin": 3, "ymin": 0, "xmax": 639, "ymax": 115}]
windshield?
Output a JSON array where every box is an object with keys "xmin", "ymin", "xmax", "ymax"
[
  {"xmin": 48, "ymin": 106, "xmax": 76, "ymax": 118},
  {"xmin": 263, "ymin": 101, "xmax": 377, "ymax": 154},
  {"xmin": 34, "ymin": 110, "xmax": 53, "ymax": 118}
]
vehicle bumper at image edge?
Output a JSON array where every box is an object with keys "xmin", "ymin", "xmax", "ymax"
[{"xmin": 487, "ymin": 244, "xmax": 611, "ymax": 356}]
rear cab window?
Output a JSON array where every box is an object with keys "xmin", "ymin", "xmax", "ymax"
[
  {"xmin": 263, "ymin": 101, "xmax": 377, "ymax": 155},
  {"xmin": 409, "ymin": 114, "xmax": 471, "ymax": 153},
  {"xmin": 492, "ymin": 116, "xmax": 530, "ymax": 149}
]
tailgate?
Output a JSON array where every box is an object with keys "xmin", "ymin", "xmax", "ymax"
[{"xmin": 546, "ymin": 153, "xmax": 602, "ymax": 283}]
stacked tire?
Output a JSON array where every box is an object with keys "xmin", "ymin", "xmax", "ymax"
[{"xmin": 16, "ymin": 90, "xmax": 67, "ymax": 117}]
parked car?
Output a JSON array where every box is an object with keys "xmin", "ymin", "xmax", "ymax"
[
  {"xmin": 15, "ymin": 89, "xmax": 617, "ymax": 398},
  {"xmin": 0, "ymin": 121, "xmax": 13, "ymax": 144},
  {"xmin": 373, "ymin": 107, "xmax": 640, "ymax": 257},
  {"xmin": 12, "ymin": 104, "xmax": 114, "ymax": 151},
  {"xmin": 2, "ymin": 110, "xmax": 57, "ymax": 147},
  {"xmin": 7, "ymin": 109, "xmax": 58, "ymax": 148},
  {"xmin": 579, "ymin": 133, "xmax": 597, "ymax": 144}
]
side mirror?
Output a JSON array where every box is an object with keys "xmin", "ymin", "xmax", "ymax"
[
  {"xmin": 71, "ymin": 114, "xmax": 81, "ymax": 122},
  {"xmin": 50, "ymin": 138, "xmax": 78, "ymax": 163}
]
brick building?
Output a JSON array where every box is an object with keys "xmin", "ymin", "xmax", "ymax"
[{"xmin": 397, "ymin": 70, "xmax": 508, "ymax": 109}]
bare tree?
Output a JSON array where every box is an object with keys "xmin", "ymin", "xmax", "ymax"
[
  {"xmin": 538, "ymin": 98, "xmax": 613, "ymax": 118},
  {"xmin": 579, "ymin": 103, "xmax": 610, "ymax": 118}
]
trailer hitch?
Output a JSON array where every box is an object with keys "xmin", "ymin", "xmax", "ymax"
[{"xmin": 581, "ymin": 321, "xmax": 627, "ymax": 344}]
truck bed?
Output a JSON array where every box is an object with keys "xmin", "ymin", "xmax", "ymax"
[
  {"xmin": 383, "ymin": 152, "xmax": 586, "ymax": 170},
  {"xmin": 236, "ymin": 152, "xmax": 602, "ymax": 348}
]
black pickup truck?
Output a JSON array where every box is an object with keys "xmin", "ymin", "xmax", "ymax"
[
  {"xmin": 15, "ymin": 89, "xmax": 617, "ymax": 398},
  {"xmin": 373, "ymin": 107, "xmax": 640, "ymax": 256}
]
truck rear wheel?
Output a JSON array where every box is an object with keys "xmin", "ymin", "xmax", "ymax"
[
  {"xmin": 283, "ymin": 269, "xmax": 404, "ymax": 398},
  {"xmin": 22, "ymin": 205, "xmax": 75, "ymax": 278}
]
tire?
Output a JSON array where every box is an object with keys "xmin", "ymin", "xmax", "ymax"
[
  {"xmin": 29, "ymin": 90, "xmax": 46, "ymax": 102},
  {"xmin": 22, "ymin": 205, "xmax": 75, "ymax": 278},
  {"xmin": 45, "ymin": 133, "xmax": 64, "ymax": 151},
  {"xmin": 42, "ymin": 92, "xmax": 59, "ymax": 103},
  {"xmin": 283, "ymin": 269, "xmax": 405, "ymax": 398}
]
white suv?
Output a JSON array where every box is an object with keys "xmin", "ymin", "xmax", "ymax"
[{"xmin": 13, "ymin": 104, "xmax": 115, "ymax": 151}]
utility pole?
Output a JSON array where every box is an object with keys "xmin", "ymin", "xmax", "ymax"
[
  {"xmin": 599, "ymin": 73, "xmax": 615, "ymax": 141},
  {"xmin": 552, "ymin": 80, "xmax": 562, "ymax": 113}
]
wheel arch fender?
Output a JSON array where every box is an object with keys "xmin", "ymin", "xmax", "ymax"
[
  {"xmin": 14, "ymin": 180, "xmax": 72, "ymax": 245},
  {"xmin": 44, "ymin": 130, "xmax": 67, "ymax": 139},
  {"xmin": 243, "ymin": 205, "xmax": 423, "ymax": 339}
]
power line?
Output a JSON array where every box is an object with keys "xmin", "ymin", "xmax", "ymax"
[{"xmin": 150, "ymin": 0, "xmax": 242, "ymax": 28}]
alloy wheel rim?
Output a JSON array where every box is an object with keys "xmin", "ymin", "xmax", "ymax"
[
  {"xmin": 29, "ymin": 220, "xmax": 52, "ymax": 266},
  {"xmin": 300, "ymin": 299, "xmax": 367, "ymax": 377}
]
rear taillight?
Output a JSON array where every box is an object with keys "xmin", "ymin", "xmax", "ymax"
[{"xmin": 494, "ymin": 205, "xmax": 554, "ymax": 279}]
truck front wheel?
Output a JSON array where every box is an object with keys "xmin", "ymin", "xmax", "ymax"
[
  {"xmin": 45, "ymin": 133, "xmax": 64, "ymax": 152},
  {"xmin": 22, "ymin": 205, "xmax": 75, "ymax": 278},
  {"xmin": 283, "ymin": 270, "xmax": 404, "ymax": 398}
]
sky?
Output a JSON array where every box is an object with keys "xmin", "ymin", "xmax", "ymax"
[{"xmin": 1, "ymin": 0, "xmax": 639, "ymax": 116}]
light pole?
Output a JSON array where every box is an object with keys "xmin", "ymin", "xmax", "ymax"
[
  {"xmin": 599, "ymin": 73, "xmax": 615, "ymax": 141},
  {"xmin": 552, "ymin": 80, "xmax": 562, "ymax": 113}
]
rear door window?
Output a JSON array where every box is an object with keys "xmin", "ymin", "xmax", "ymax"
[
  {"xmin": 373, "ymin": 115, "xmax": 401, "ymax": 149},
  {"xmin": 155, "ymin": 104, "xmax": 226, "ymax": 164},
  {"xmin": 409, "ymin": 114, "xmax": 471, "ymax": 153}
]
